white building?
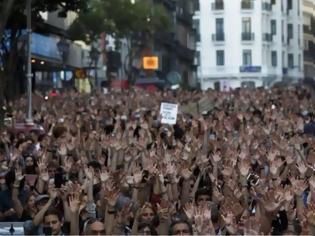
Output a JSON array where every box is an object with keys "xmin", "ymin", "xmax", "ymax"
[
  {"xmin": 303, "ymin": 0, "xmax": 315, "ymax": 79},
  {"xmin": 194, "ymin": 0, "xmax": 304, "ymax": 91}
]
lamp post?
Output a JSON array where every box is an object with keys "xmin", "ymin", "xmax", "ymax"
[
  {"xmin": 25, "ymin": 0, "xmax": 33, "ymax": 124},
  {"xmin": 90, "ymin": 46, "xmax": 99, "ymax": 90}
]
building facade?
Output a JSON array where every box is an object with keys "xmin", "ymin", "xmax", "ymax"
[
  {"xmin": 153, "ymin": 0, "xmax": 197, "ymax": 88},
  {"xmin": 32, "ymin": 10, "xmax": 91, "ymax": 91},
  {"xmin": 303, "ymin": 0, "xmax": 315, "ymax": 79},
  {"xmin": 194, "ymin": 0, "xmax": 304, "ymax": 91}
]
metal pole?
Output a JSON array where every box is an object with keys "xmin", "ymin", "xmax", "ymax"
[
  {"xmin": 26, "ymin": 0, "xmax": 33, "ymax": 123},
  {"xmin": 95, "ymin": 59, "xmax": 98, "ymax": 91}
]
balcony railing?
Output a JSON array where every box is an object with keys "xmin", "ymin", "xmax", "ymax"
[
  {"xmin": 242, "ymin": 32, "xmax": 255, "ymax": 41},
  {"xmin": 211, "ymin": 1, "xmax": 224, "ymax": 10},
  {"xmin": 193, "ymin": 1, "xmax": 200, "ymax": 11},
  {"xmin": 262, "ymin": 33, "xmax": 272, "ymax": 42},
  {"xmin": 241, "ymin": 1, "xmax": 254, "ymax": 10},
  {"xmin": 177, "ymin": 10, "xmax": 193, "ymax": 26},
  {"xmin": 212, "ymin": 33, "xmax": 225, "ymax": 41}
]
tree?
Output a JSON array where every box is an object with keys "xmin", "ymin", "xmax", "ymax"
[
  {"xmin": 68, "ymin": 0, "xmax": 170, "ymax": 42},
  {"xmin": 0, "ymin": 0, "xmax": 87, "ymax": 130},
  {"xmin": 68, "ymin": 0, "xmax": 170, "ymax": 83}
]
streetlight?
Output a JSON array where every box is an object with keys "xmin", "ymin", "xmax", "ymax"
[
  {"xmin": 25, "ymin": 0, "xmax": 33, "ymax": 124},
  {"xmin": 90, "ymin": 46, "xmax": 100, "ymax": 90}
]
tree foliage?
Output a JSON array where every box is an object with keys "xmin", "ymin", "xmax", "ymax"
[
  {"xmin": 0, "ymin": 0, "xmax": 87, "ymax": 129},
  {"xmin": 68, "ymin": 0, "xmax": 170, "ymax": 43}
]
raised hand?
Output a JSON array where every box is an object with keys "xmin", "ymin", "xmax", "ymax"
[
  {"xmin": 157, "ymin": 203, "xmax": 169, "ymax": 221},
  {"xmin": 38, "ymin": 159, "xmax": 49, "ymax": 182},
  {"xmin": 104, "ymin": 179, "xmax": 120, "ymax": 207},
  {"xmin": 100, "ymin": 168, "xmax": 110, "ymax": 183},
  {"xmin": 290, "ymin": 177, "xmax": 307, "ymax": 196},
  {"xmin": 212, "ymin": 153, "xmax": 221, "ymax": 163},
  {"xmin": 69, "ymin": 194, "xmax": 81, "ymax": 213},
  {"xmin": 296, "ymin": 160, "xmax": 308, "ymax": 176},
  {"xmin": 133, "ymin": 168, "xmax": 143, "ymax": 186},
  {"xmin": 222, "ymin": 164, "xmax": 233, "ymax": 177},
  {"xmin": 183, "ymin": 202, "xmax": 195, "ymax": 221},
  {"xmin": 260, "ymin": 189, "xmax": 284, "ymax": 212},
  {"xmin": 48, "ymin": 187, "xmax": 58, "ymax": 200},
  {"xmin": 238, "ymin": 160, "xmax": 250, "ymax": 177},
  {"xmin": 269, "ymin": 158, "xmax": 284, "ymax": 177},
  {"xmin": 221, "ymin": 207, "xmax": 235, "ymax": 226}
]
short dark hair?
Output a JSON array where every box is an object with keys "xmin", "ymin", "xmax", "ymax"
[
  {"xmin": 169, "ymin": 219, "xmax": 193, "ymax": 235},
  {"xmin": 138, "ymin": 223, "xmax": 158, "ymax": 235},
  {"xmin": 195, "ymin": 187, "xmax": 212, "ymax": 203},
  {"xmin": 44, "ymin": 208, "xmax": 63, "ymax": 222}
]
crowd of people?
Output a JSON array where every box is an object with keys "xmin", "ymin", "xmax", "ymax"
[{"xmin": 0, "ymin": 86, "xmax": 315, "ymax": 235}]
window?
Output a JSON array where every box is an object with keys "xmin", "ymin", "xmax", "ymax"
[
  {"xmin": 271, "ymin": 51, "xmax": 277, "ymax": 67},
  {"xmin": 288, "ymin": 53, "xmax": 294, "ymax": 68},
  {"xmin": 216, "ymin": 18, "xmax": 224, "ymax": 34},
  {"xmin": 298, "ymin": 54, "xmax": 301, "ymax": 70},
  {"xmin": 287, "ymin": 0, "xmax": 292, "ymax": 10},
  {"xmin": 241, "ymin": 0, "xmax": 253, "ymax": 9},
  {"xmin": 271, "ymin": 20, "xmax": 277, "ymax": 35},
  {"xmin": 216, "ymin": 50, "xmax": 224, "ymax": 66},
  {"xmin": 242, "ymin": 17, "xmax": 251, "ymax": 33},
  {"xmin": 215, "ymin": 18, "xmax": 224, "ymax": 41},
  {"xmin": 288, "ymin": 24, "xmax": 293, "ymax": 39},
  {"xmin": 243, "ymin": 50, "xmax": 252, "ymax": 66},
  {"xmin": 196, "ymin": 51, "xmax": 200, "ymax": 65}
]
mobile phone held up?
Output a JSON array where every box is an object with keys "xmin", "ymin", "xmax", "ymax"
[{"xmin": 247, "ymin": 173, "xmax": 260, "ymax": 187}]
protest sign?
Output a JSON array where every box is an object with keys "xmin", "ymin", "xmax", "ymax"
[{"xmin": 160, "ymin": 103, "xmax": 178, "ymax": 125}]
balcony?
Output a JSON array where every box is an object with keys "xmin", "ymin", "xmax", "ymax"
[
  {"xmin": 176, "ymin": 8, "xmax": 193, "ymax": 26},
  {"xmin": 242, "ymin": 32, "xmax": 255, "ymax": 41},
  {"xmin": 262, "ymin": 33, "xmax": 272, "ymax": 42},
  {"xmin": 211, "ymin": 1, "xmax": 224, "ymax": 11},
  {"xmin": 157, "ymin": 0, "xmax": 176, "ymax": 10},
  {"xmin": 304, "ymin": 25, "xmax": 313, "ymax": 35},
  {"xmin": 241, "ymin": 0, "xmax": 254, "ymax": 10},
  {"xmin": 193, "ymin": 1, "xmax": 200, "ymax": 11},
  {"xmin": 212, "ymin": 33, "xmax": 225, "ymax": 42},
  {"xmin": 196, "ymin": 33, "xmax": 201, "ymax": 43},
  {"xmin": 154, "ymin": 32, "xmax": 175, "ymax": 47},
  {"xmin": 174, "ymin": 42, "xmax": 195, "ymax": 63},
  {"xmin": 262, "ymin": 2, "xmax": 272, "ymax": 11}
]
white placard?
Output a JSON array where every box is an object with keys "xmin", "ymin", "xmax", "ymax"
[{"xmin": 160, "ymin": 103, "xmax": 178, "ymax": 125}]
